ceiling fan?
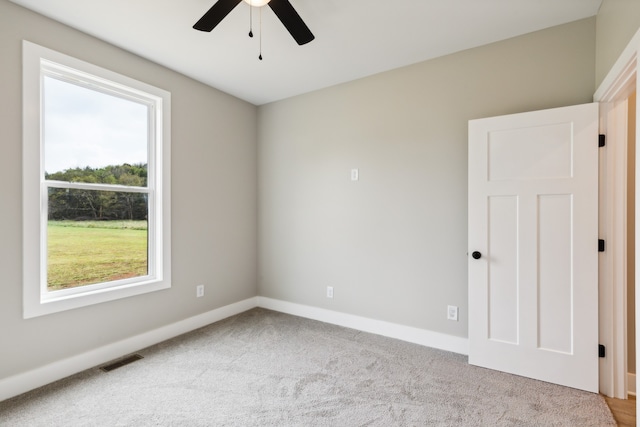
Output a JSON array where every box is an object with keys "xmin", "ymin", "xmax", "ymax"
[{"xmin": 193, "ymin": 0, "xmax": 315, "ymax": 46}]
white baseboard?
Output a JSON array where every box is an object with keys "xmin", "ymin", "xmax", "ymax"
[
  {"xmin": 629, "ymin": 372, "xmax": 636, "ymax": 396},
  {"xmin": 0, "ymin": 297, "xmax": 258, "ymax": 402},
  {"xmin": 257, "ymin": 297, "xmax": 469, "ymax": 356},
  {"xmin": 1, "ymin": 296, "xmax": 469, "ymax": 402}
]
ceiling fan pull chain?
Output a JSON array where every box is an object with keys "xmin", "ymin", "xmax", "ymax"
[
  {"xmin": 258, "ymin": 7, "xmax": 263, "ymax": 60},
  {"xmin": 248, "ymin": 4, "xmax": 254, "ymax": 38}
]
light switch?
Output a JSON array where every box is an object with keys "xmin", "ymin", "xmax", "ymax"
[{"xmin": 351, "ymin": 169, "xmax": 359, "ymax": 181}]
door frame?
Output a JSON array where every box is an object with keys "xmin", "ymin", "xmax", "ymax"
[{"xmin": 594, "ymin": 28, "xmax": 640, "ymax": 399}]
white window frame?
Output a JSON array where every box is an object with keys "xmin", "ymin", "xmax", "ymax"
[{"xmin": 22, "ymin": 40, "xmax": 171, "ymax": 318}]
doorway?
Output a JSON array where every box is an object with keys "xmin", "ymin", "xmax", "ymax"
[
  {"xmin": 627, "ymin": 91, "xmax": 636, "ymax": 396},
  {"xmin": 596, "ymin": 56, "xmax": 637, "ymax": 398}
]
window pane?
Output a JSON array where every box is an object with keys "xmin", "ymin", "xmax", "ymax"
[
  {"xmin": 47, "ymin": 188, "xmax": 148, "ymax": 291},
  {"xmin": 45, "ymin": 164, "xmax": 147, "ymax": 187},
  {"xmin": 43, "ymin": 75, "xmax": 149, "ymax": 184}
]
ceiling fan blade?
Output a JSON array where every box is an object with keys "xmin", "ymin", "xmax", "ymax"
[
  {"xmin": 193, "ymin": 0, "xmax": 242, "ymax": 32},
  {"xmin": 268, "ymin": 0, "xmax": 315, "ymax": 45}
]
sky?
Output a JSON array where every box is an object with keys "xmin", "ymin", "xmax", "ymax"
[{"xmin": 44, "ymin": 76, "xmax": 149, "ymax": 174}]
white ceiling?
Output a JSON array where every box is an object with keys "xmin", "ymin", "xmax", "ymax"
[{"xmin": 10, "ymin": 0, "xmax": 602, "ymax": 105}]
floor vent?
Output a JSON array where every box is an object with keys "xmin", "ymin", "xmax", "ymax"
[{"xmin": 99, "ymin": 354, "xmax": 144, "ymax": 372}]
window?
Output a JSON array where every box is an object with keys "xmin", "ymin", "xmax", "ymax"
[{"xmin": 23, "ymin": 41, "xmax": 171, "ymax": 318}]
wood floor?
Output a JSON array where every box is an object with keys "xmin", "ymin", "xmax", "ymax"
[{"xmin": 605, "ymin": 395, "xmax": 636, "ymax": 427}]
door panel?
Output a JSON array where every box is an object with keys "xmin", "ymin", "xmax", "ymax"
[
  {"xmin": 488, "ymin": 122, "xmax": 573, "ymax": 180},
  {"xmin": 538, "ymin": 194, "xmax": 572, "ymax": 354},
  {"xmin": 488, "ymin": 195, "xmax": 519, "ymax": 344},
  {"xmin": 468, "ymin": 103, "xmax": 599, "ymax": 393}
]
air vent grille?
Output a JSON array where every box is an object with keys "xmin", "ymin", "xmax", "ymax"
[{"xmin": 99, "ymin": 354, "xmax": 144, "ymax": 372}]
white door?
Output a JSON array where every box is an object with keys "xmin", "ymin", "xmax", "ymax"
[{"xmin": 468, "ymin": 103, "xmax": 599, "ymax": 393}]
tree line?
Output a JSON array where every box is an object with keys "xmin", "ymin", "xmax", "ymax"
[{"xmin": 46, "ymin": 164, "xmax": 148, "ymax": 221}]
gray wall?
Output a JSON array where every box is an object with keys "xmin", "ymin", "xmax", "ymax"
[
  {"xmin": 595, "ymin": 0, "xmax": 640, "ymax": 89},
  {"xmin": 258, "ymin": 18, "xmax": 597, "ymax": 338},
  {"xmin": 0, "ymin": 0, "xmax": 258, "ymax": 380}
]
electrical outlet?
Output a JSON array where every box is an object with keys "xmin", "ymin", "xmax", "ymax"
[
  {"xmin": 351, "ymin": 169, "xmax": 359, "ymax": 181},
  {"xmin": 326, "ymin": 286, "xmax": 334, "ymax": 299},
  {"xmin": 196, "ymin": 285, "xmax": 205, "ymax": 298},
  {"xmin": 447, "ymin": 305, "xmax": 458, "ymax": 321}
]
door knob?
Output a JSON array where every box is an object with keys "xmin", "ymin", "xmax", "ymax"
[{"xmin": 471, "ymin": 251, "xmax": 482, "ymax": 259}]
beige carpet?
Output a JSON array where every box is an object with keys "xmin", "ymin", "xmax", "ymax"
[{"xmin": 0, "ymin": 308, "xmax": 616, "ymax": 426}]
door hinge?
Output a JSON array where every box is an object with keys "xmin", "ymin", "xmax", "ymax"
[
  {"xmin": 598, "ymin": 239, "xmax": 605, "ymax": 252},
  {"xmin": 599, "ymin": 134, "xmax": 606, "ymax": 147},
  {"xmin": 599, "ymin": 344, "xmax": 606, "ymax": 358}
]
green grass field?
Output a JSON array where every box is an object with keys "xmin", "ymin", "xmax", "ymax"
[{"xmin": 47, "ymin": 220, "xmax": 148, "ymax": 291}]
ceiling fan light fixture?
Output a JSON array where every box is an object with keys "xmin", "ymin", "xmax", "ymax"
[
  {"xmin": 194, "ymin": 0, "xmax": 314, "ymax": 46},
  {"xmin": 243, "ymin": 0, "xmax": 271, "ymax": 7}
]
